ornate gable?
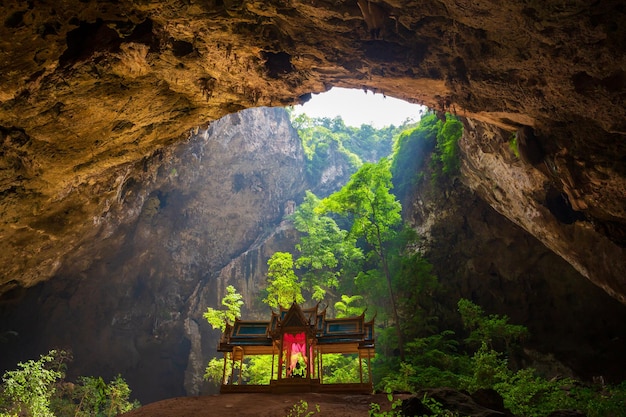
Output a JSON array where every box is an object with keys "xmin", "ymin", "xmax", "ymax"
[{"xmin": 280, "ymin": 302, "xmax": 314, "ymax": 330}]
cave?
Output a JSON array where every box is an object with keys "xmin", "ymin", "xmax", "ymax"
[{"xmin": 0, "ymin": 0, "xmax": 625, "ymax": 408}]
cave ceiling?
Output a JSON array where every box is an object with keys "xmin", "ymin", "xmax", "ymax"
[{"xmin": 0, "ymin": 0, "xmax": 625, "ymax": 302}]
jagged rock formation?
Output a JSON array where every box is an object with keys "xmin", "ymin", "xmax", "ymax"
[
  {"xmin": 405, "ymin": 169, "xmax": 626, "ymax": 384},
  {"xmin": 184, "ymin": 219, "xmax": 300, "ymax": 396},
  {"xmin": 0, "ymin": 0, "xmax": 624, "ymax": 303}
]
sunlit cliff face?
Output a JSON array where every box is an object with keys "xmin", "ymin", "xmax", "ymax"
[{"xmin": 0, "ymin": 2, "xmax": 624, "ymax": 301}]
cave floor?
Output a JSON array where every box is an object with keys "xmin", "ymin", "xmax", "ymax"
[{"xmin": 120, "ymin": 392, "xmax": 399, "ymax": 417}]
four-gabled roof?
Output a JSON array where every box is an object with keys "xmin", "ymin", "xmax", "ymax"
[{"xmin": 218, "ymin": 302, "xmax": 375, "ymax": 355}]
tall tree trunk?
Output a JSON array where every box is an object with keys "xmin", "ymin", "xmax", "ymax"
[{"xmin": 376, "ymin": 224, "xmax": 405, "ymax": 361}]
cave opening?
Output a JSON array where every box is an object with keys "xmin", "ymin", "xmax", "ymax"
[{"xmin": 290, "ymin": 87, "xmax": 425, "ymax": 128}]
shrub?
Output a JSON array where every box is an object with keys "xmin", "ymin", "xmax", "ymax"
[
  {"xmin": 67, "ymin": 375, "xmax": 139, "ymax": 417},
  {"xmin": 494, "ymin": 369, "xmax": 578, "ymax": 417},
  {"xmin": 508, "ymin": 133, "xmax": 520, "ymax": 158},
  {"xmin": 0, "ymin": 350, "xmax": 139, "ymax": 417},
  {"xmin": 457, "ymin": 298, "xmax": 528, "ymax": 351},
  {"xmin": 0, "ymin": 350, "xmax": 65, "ymax": 417},
  {"xmin": 285, "ymin": 400, "xmax": 320, "ymax": 417},
  {"xmin": 435, "ymin": 116, "xmax": 463, "ymax": 176}
]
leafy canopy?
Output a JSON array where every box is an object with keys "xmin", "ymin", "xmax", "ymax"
[
  {"xmin": 290, "ymin": 112, "xmax": 416, "ymax": 186},
  {"xmin": 320, "ymin": 158, "xmax": 402, "ymax": 251},
  {"xmin": 264, "ymin": 252, "xmax": 304, "ymax": 309},
  {"xmin": 62, "ymin": 375, "xmax": 138, "ymax": 417},
  {"xmin": 320, "ymin": 157, "xmax": 405, "ymax": 358},
  {"xmin": 390, "ymin": 112, "xmax": 463, "ymax": 199},
  {"xmin": 293, "ymin": 191, "xmax": 363, "ymax": 301},
  {"xmin": 203, "ymin": 285, "xmax": 244, "ymax": 331},
  {"xmin": 334, "ymin": 294, "xmax": 366, "ymax": 318}
]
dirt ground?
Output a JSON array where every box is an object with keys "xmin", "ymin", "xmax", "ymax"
[{"xmin": 120, "ymin": 392, "xmax": 401, "ymax": 417}]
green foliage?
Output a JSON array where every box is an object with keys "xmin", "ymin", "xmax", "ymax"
[
  {"xmin": 435, "ymin": 116, "xmax": 463, "ymax": 176},
  {"xmin": 245, "ymin": 355, "xmax": 274, "ymax": 385},
  {"xmin": 457, "ymin": 298, "xmax": 528, "ymax": 350},
  {"xmin": 320, "ymin": 354, "xmax": 362, "ymax": 384},
  {"xmin": 421, "ymin": 395, "xmax": 459, "ymax": 417},
  {"xmin": 390, "ymin": 112, "xmax": 463, "ymax": 199},
  {"xmin": 0, "ymin": 350, "xmax": 138, "ymax": 417},
  {"xmin": 455, "ymin": 302, "xmax": 626, "ymax": 416},
  {"xmin": 105, "ymin": 375, "xmax": 138, "ymax": 416},
  {"xmin": 391, "ymin": 113, "xmax": 439, "ymax": 191},
  {"xmin": 203, "ymin": 287, "xmax": 244, "ymax": 387},
  {"xmin": 292, "ymin": 191, "xmax": 363, "ymax": 301},
  {"xmin": 0, "ymin": 350, "xmax": 64, "ymax": 417},
  {"xmin": 392, "ymin": 234, "xmax": 440, "ymax": 339},
  {"xmin": 293, "ymin": 115, "xmax": 360, "ymax": 183},
  {"xmin": 493, "ymin": 368, "xmax": 575, "ymax": 417},
  {"xmin": 68, "ymin": 377, "xmax": 109, "ymax": 417},
  {"xmin": 478, "ymin": 368, "xmax": 626, "ymax": 417},
  {"xmin": 264, "ymin": 252, "xmax": 304, "ymax": 309},
  {"xmin": 334, "ymin": 294, "xmax": 366, "ymax": 318},
  {"xmin": 354, "ymin": 269, "xmax": 388, "ymax": 318},
  {"xmin": 368, "ymin": 393, "xmax": 403, "ymax": 417},
  {"xmin": 379, "ymin": 331, "xmax": 468, "ymax": 393},
  {"xmin": 284, "ymin": 399, "xmax": 320, "ymax": 417},
  {"xmin": 460, "ymin": 342, "xmax": 510, "ymax": 392},
  {"xmin": 205, "ymin": 355, "xmax": 275, "ymax": 387},
  {"xmin": 64, "ymin": 375, "xmax": 138, "ymax": 417},
  {"xmin": 321, "ymin": 159, "xmax": 402, "ymax": 248},
  {"xmin": 577, "ymin": 381, "xmax": 626, "ymax": 417},
  {"xmin": 203, "ymin": 285, "xmax": 244, "ymax": 331},
  {"xmin": 321, "ymin": 158, "xmax": 405, "ymax": 356},
  {"xmin": 291, "ymin": 113, "xmax": 411, "ymax": 186},
  {"xmin": 203, "ymin": 357, "xmax": 228, "ymax": 387},
  {"xmin": 375, "ymin": 298, "xmax": 625, "ymax": 416},
  {"xmin": 378, "ymin": 361, "xmax": 417, "ymax": 393},
  {"xmin": 285, "ymin": 113, "xmax": 626, "ymax": 417},
  {"xmin": 369, "ymin": 393, "xmax": 457, "ymax": 417},
  {"xmin": 508, "ymin": 132, "xmax": 520, "ymax": 158}
]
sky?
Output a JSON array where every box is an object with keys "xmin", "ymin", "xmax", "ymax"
[{"xmin": 291, "ymin": 87, "xmax": 426, "ymax": 128}]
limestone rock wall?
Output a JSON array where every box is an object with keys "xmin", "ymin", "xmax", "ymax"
[
  {"xmin": 406, "ymin": 172, "xmax": 626, "ymax": 383},
  {"xmin": 0, "ymin": 0, "xmax": 624, "ymax": 303},
  {"xmin": 0, "ymin": 106, "xmax": 308, "ymax": 403},
  {"xmin": 459, "ymin": 119, "xmax": 626, "ymax": 303}
]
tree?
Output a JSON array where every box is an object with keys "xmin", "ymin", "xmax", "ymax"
[
  {"xmin": 203, "ymin": 286, "xmax": 244, "ymax": 388},
  {"xmin": 392, "ymin": 227, "xmax": 440, "ymax": 340},
  {"xmin": 264, "ymin": 252, "xmax": 304, "ymax": 309},
  {"xmin": 203, "ymin": 285, "xmax": 244, "ymax": 331},
  {"xmin": 289, "ymin": 111, "xmax": 414, "ymax": 186},
  {"xmin": 293, "ymin": 191, "xmax": 363, "ymax": 301},
  {"xmin": 320, "ymin": 158, "xmax": 405, "ymax": 359}
]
